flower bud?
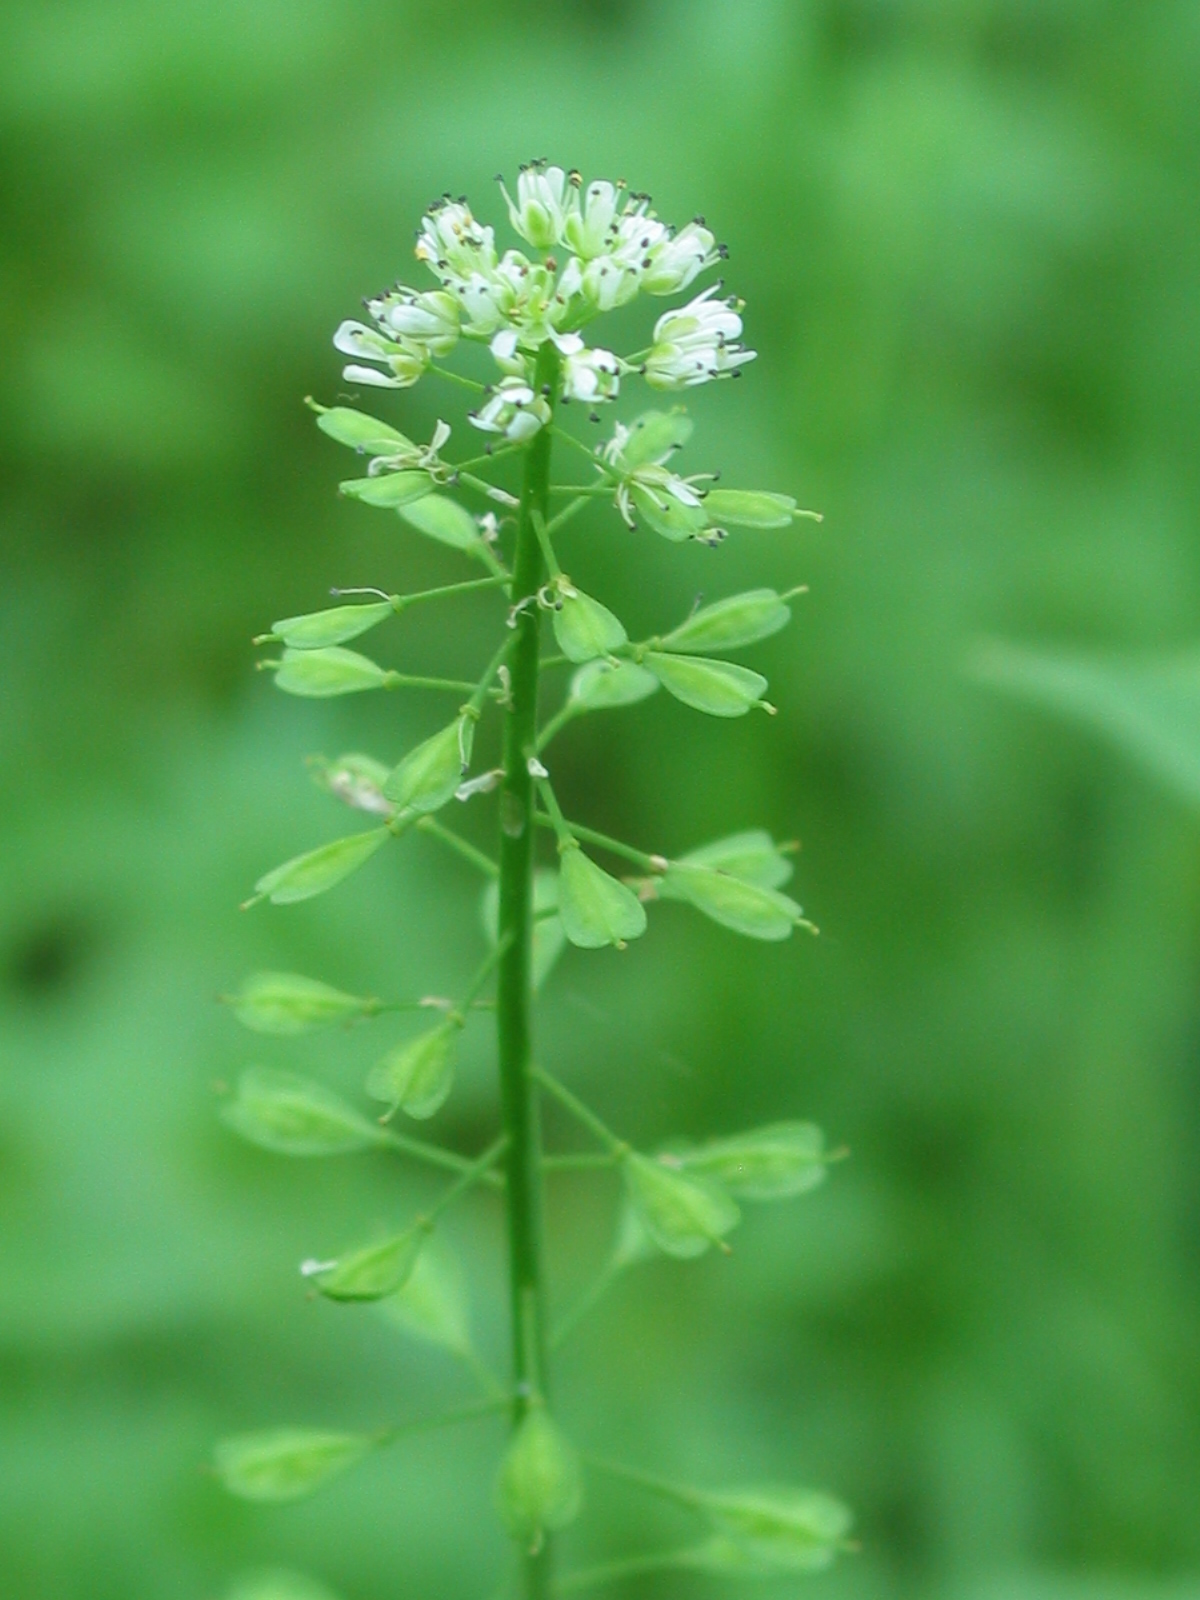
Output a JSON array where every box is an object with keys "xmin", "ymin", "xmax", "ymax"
[
  {"xmin": 221, "ymin": 1067, "xmax": 384, "ymax": 1157},
  {"xmin": 252, "ymin": 828, "xmax": 390, "ymax": 905},
  {"xmin": 214, "ymin": 1429, "xmax": 375, "ymax": 1503},
  {"xmin": 495, "ymin": 1408, "xmax": 583, "ymax": 1548},
  {"xmin": 622, "ymin": 1152, "xmax": 740, "ymax": 1257},
  {"xmin": 225, "ymin": 972, "xmax": 377, "ymax": 1035},
  {"xmin": 557, "ymin": 845, "xmax": 647, "ymax": 949},
  {"xmin": 268, "ymin": 601, "xmax": 394, "ymax": 651},
  {"xmin": 641, "ymin": 220, "xmax": 719, "ymax": 296},
  {"xmin": 701, "ymin": 1486, "xmax": 853, "ymax": 1573},
  {"xmin": 660, "ymin": 590, "xmax": 793, "ymax": 654},
  {"xmin": 415, "ymin": 197, "xmax": 497, "ymax": 280},
  {"xmin": 661, "ymin": 862, "xmax": 802, "ymax": 941},
  {"xmin": 502, "ymin": 162, "xmax": 577, "ymax": 250},
  {"xmin": 643, "ymin": 287, "xmax": 756, "ymax": 390},
  {"xmin": 271, "ymin": 647, "xmax": 389, "ymax": 698},
  {"xmin": 370, "ymin": 287, "xmax": 460, "ymax": 355},
  {"xmin": 469, "ymin": 377, "xmax": 551, "ymax": 443},
  {"xmin": 383, "ymin": 716, "xmax": 475, "ymax": 815},
  {"xmin": 569, "ymin": 659, "xmax": 659, "ymax": 711},
  {"xmin": 551, "ymin": 581, "xmax": 628, "ymax": 663},
  {"xmin": 304, "ymin": 1225, "xmax": 425, "ymax": 1302},
  {"xmin": 643, "ymin": 653, "xmax": 770, "ymax": 717},
  {"xmin": 678, "ymin": 1122, "xmax": 830, "ymax": 1200},
  {"xmin": 366, "ymin": 1021, "xmax": 459, "ymax": 1121},
  {"xmin": 563, "ymin": 178, "xmax": 622, "ymax": 258},
  {"xmin": 560, "ymin": 344, "xmax": 620, "ymax": 404}
]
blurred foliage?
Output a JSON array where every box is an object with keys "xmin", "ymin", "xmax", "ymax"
[{"xmin": 2, "ymin": 1, "xmax": 1200, "ymax": 1598}]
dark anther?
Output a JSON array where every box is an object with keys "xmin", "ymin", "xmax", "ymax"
[{"xmin": 589, "ymin": 411, "xmax": 601, "ymax": 423}]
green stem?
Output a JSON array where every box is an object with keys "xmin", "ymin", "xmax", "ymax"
[
  {"xmin": 375, "ymin": 1395, "xmax": 509, "ymax": 1448},
  {"xmin": 579, "ymin": 1453, "xmax": 708, "ymax": 1512},
  {"xmin": 550, "ymin": 1255, "xmax": 625, "ymax": 1351},
  {"xmin": 535, "ymin": 702, "xmax": 580, "ymax": 755},
  {"xmin": 554, "ymin": 1550, "xmax": 698, "ymax": 1594},
  {"xmin": 532, "ymin": 808, "xmax": 664, "ymax": 874},
  {"xmin": 379, "ymin": 1127, "xmax": 505, "ymax": 1188},
  {"xmin": 385, "ymin": 673, "xmax": 480, "ymax": 694},
  {"xmin": 532, "ymin": 1067, "xmax": 628, "ymax": 1156},
  {"xmin": 415, "ymin": 816, "xmax": 500, "ymax": 878},
  {"xmin": 495, "ymin": 340, "xmax": 562, "ymax": 1600},
  {"xmin": 392, "ymin": 574, "xmax": 511, "ymax": 611},
  {"xmin": 541, "ymin": 1152, "xmax": 621, "ymax": 1171},
  {"xmin": 543, "ymin": 497, "xmax": 591, "ymax": 538},
  {"xmin": 422, "ymin": 1135, "xmax": 508, "ymax": 1226}
]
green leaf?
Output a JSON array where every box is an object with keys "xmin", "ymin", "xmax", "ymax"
[
  {"xmin": 253, "ymin": 827, "xmax": 389, "ymax": 905},
  {"xmin": 397, "ymin": 494, "xmax": 484, "ymax": 552},
  {"xmin": 644, "ymin": 653, "xmax": 770, "ymax": 717},
  {"xmin": 225, "ymin": 972, "xmax": 376, "ymax": 1035},
  {"xmin": 552, "ymin": 586, "xmax": 628, "ymax": 664},
  {"xmin": 669, "ymin": 829, "xmax": 793, "ymax": 890},
  {"xmin": 557, "ymin": 846, "xmax": 647, "ymax": 949},
  {"xmin": 270, "ymin": 601, "xmax": 394, "ymax": 650},
  {"xmin": 378, "ymin": 1241, "xmax": 472, "ymax": 1356},
  {"xmin": 214, "ymin": 1429, "xmax": 375, "ymax": 1503},
  {"xmin": 227, "ymin": 1569, "xmax": 343, "ymax": 1600},
  {"xmin": 366, "ymin": 1022, "xmax": 458, "ymax": 1120},
  {"xmin": 701, "ymin": 1486, "xmax": 853, "ymax": 1573},
  {"xmin": 569, "ymin": 659, "xmax": 660, "ymax": 711},
  {"xmin": 679, "ymin": 1123, "xmax": 830, "ymax": 1200},
  {"xmin": 221, "ymin": 1067, "xmax": 384, "ymax": 1157},
  {"xmin": 622, "ymin": 1153, "xmax": 740, "ymax": 1258},
  {"xmin": 660, "ymin": 589, "xmax": 793, "ymax": 654},
  {"xmin": 630, "ymin": 483, "xmax": 708, "ymax": 542},
  {"xmin": 315, "ymin": 404, "xmax": 414, "ymax": 456},
  {"xmin": 663, "ymin": 863, "xmax": 802, "ymax": 940},
  {"xmin": 306, "ymin": 1226, "xmax": 425, "ymax": 1302},
  {"xmin": 495, "ymin": 1409, "xmax": 583, "ymax": 1544},
  {"xmin": 702, "ymin": 489, "xmax": 798, "ymax": 529},
  {"xmin": 272, "ymin": 647, "xmax": 388, "ymax": 698},
  {"xmin": 339, "ymin": 470, "xmax": 432, "ymax": 508},
  {"xmin": 482, "ymin": 869, "xmax": 565, "ymax": 989},
  {"xmin": 383, "ymin": 718, "xmax": 473, "ymax": 814},
  {"xmin": 617, "ymin": 408, "xmax": 693, "ymax": 469}
]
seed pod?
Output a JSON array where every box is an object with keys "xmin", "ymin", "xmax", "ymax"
[
  {"xmin": 668, "ymin": 829, "xmax": 793, "ymax": 890},
  {"xmin": 622, "ymin": 1152, "xmax": 740, "ymax": 1257},
  {"xmin": 552, "ymin": 585, "xmax": 628, "ymax": 663},
  {"xmin": 314, "ymin": 752, "xmax": 395, "ymax": 817},
  {"xmin": 678, "ymin": 1123, "xmax": 829, "ymax": 1200},
  {"xmin": 569, "ymin": 658, "xmax": 660, "ymax": 711},
  {"xmin": 214, "ymin": 1429, "xmax": 375, "ymax": 1503},
  {"xmin": 366, "ymin": 1021, "xmax": 459, "ymax": 1120},
  {"xmin": 702, "ymin": 489, "xmax": 798, "ymax": 529},
  {"xmin": 383, "ymin": 717, "xmax": 474, "ymax": 814},
  {"xmin": 272, "ymin": 647, "xmax": 388, "ymax": 698},
  {"xmin": 269, "ymin": 601, "xmax": 394, "ymax": 650},
  {"xmin": 557, "ymin": 846, "xmax": 647, "ymax": 949},
  {"xmin": 661, "ymin": 862, "xmax": 802, "ymax": 940},
  {"xmin": 222, "ymin": 1067, "xmax": 384, "ymax": 1157},
  {"xmin": 305, "ymin": 1225, "xmax": 425, "ymax": 1302},
  {"xmin": 225, "ymin": 972, "xmax": 376, "ymax": 1035},
  {"xmin": 495, "ymin": 1408, "xmax": 583, "ymax": 1547},
  {"xmin": 482, "ymin": 869, "xmax": 565, "ymax": 989},
  {"xmin": 315, "ymin": 404, "xmax": 414, "ymax": 456},
  {"xmin": 227, "ymin": 1567, "xmax": 343, "ymax": 1600},
  {"xmin": 253, "ymin": 827, "xmax": 389, "ymax": 905},
  {"xmin": 617, "ymin": 408, "xmax": 693, "ymax": 468},
  {"xmin": 644, "ymin": 653, "xmax": 770, "ymax": 717},
  {"xmin": 398, "ymin": 494, "xmax": 484, "ymax": 552},
  {"xmin": 701, "ymin": 1485, "xmax": 853, "ymax": 1573},
  {"xmin": 630, "ymin": 484, "xmax": 708, "ymax": 542},
  {"xmin": 339, "ymin": 470, "xmax": 433, "ymax": 508},
  {"xmin": 660, "ymin": 589, "xmax": 792, "ymax": 654},
  {"xmin": 378, "ymin": 1241, "xmax": 472, "ymax": 1357}
]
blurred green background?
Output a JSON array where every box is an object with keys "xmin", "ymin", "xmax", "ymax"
[{"xmin": 3, "ymin": 1, "xmax": 1199, "ymax": 1597}]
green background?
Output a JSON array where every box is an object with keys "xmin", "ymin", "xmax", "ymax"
[{"xmin": 2, "ymin": 2, "xmax": 1198, "ymax": 1597}]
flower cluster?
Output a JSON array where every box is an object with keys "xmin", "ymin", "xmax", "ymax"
[{"xmin": 332, "ymin": 161, "xmax": 755, "ymax": 440}]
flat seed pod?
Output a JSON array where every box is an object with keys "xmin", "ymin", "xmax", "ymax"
[
  {"xmin": 495, "ymin": 1409, "xmax": 583, "ymax": 1545},
  {"xmin": 270, "ymin": 601, "xmax": 394, "ymax": 650},
  {"xmin": 662, "ymin": 863, "xmax": 801, "ymax": 940},
  {"xmin": 366, "ymin": 1022, "xmax": 458, "ymax": 1120},
  {"xmin": 222, "ymin": 1067, "xmax": 384, "ymax": 1156},
  {"xmin": 569, "ymin": 659, "xmax": 660, "ymax": 711},
  {"xmin": 482, "ymin": 870, "xmax": 565, "ymax": 989},
  {"xmin": 339, "ymin": 470, "xmax": 432, "ymax": 509},
  {"xmin": 630, "ymin": 483, "xmax": 708, "ymax": 542},
  {"xmin": 316, "ymin": 405, "xmax": 414, "ymax": 456},
  {"xmin": 383, "ymin": 717, "xmax": 474, "ymax": 814},
  {"xmin": 557, "ymin": 846, "xmax": 647, "ymax": 949},
  {"xmin": 644, "ymin": 653, "xmax": 770, "ymax": 717},
  {"xmin": 227, "ymin": 1567, "xmax": 344, "ymax": 1600},
  {"xmin": 660, "ymin": 590, "xmax": 792, "ymax": 654},
  {"xmin": 702, "ymin": 1486, "xmax": 853, "ymax": 1573},
  {"xmin": 315, "ymin": 752, "xmax": 395, "ymax": 817},
  {"xmin": 622, "ymin": 1153, "xmax": 740, "ymax": 1258},
  {"xmin": 397, "ymin": 494, "xmax": 483, "ymax": 552},
  {"xmin": 214, "ymin": 1429, "xmax": 375, "ymax": 1503},
  {"xmin": 253, "ymin": 827, "xmax": 389, "ymax": 905},
  {"xmin": 617, "ymin": 408, "xmax": 693, "ymax": 469},
  {"xmin": 226, "ymin": 972, "xmax": 375, "ymax": 1035},
  {"xmin": 678, "ymin": 1123, "xmax": 829, "ymax": 1200},
  {"xmin": 552, "ymin": 587, "xmax": 628, "ymax": 663},
  {"xmin": 702, "ymin": 489, "xmax": 798, "ymax": 529},
  {"xmin": 273, "ymin": 647, "xmax": 388, "ymax": 698},
  {"xmin": 670, "ymin": 829, "xmax": 793, "ymax": 890},
  {"xmin": 307, "ymin": 1226, "xmax": 425, "ymax": 1302},
  {"xmin": 378, "ymin": 1241, "xmax": 472, "ymax": 1356}
]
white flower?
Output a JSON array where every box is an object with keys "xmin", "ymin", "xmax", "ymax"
[
  {"xmin": 368, "ymin": 287, "xmax": 460, "ymax": 356},
  {"xmin": 641, "ymin": 220, "xmax": 722, "ymax": 296},
  {"xmin": 560, "ymin": 343, "xmax": 620, "ymax": 404},
  {"xmin": 334, "ymin": 320, "xmax": 428, "ymax": 388},
  {"xmin": 415, "ymin": 197, "xmax": 497, "ymax": 281},
  {"xmin": 469, "ymin": 376, "xmax": 552, "ymax": 443},
  {"xmin": 500, "ymin": 161, "xmax": 578, "ymax": 251},
  {"xmin": 563, "ymin": 179, "xmax": 624, "ymax": 259},
  {"xmin": 643, "ymin": 285, "xmax": 756, "ymax": 389},
  {"xmin": 451, "ymin": 271, "xmax": 514, "ymax": 336}
]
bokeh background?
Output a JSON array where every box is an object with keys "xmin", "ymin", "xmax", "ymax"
[{"xmin": 3, "ymin": 2, "xmax": 1199, "ymax": 1597}]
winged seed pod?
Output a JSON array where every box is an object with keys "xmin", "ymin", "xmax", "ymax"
[
  {"xmin": 367, "ymin": 1020, "xmax": 460, "ymax": 1120},
  {"xmin": 663, "ymin": 862, "xmax": 804, "ymax": 940},
  {"xmin": 550, "ymin": 582, "xmax": 628, "ymax": 663},
  {"xmin": 659, "ymin": 589, "xmax": 794, "ymax": 654},
  {"xmin": 222, "ymin": 1067, "xmax": 386, "ymax": 1157},
  {"xmin": 397, "ymin": 493, "xmax": 487, "ymax": 552},
  {"xmin": 378, "ymin": 1240, "xmax": 473, "ymax": 1357},
  {"xmin": 622, "ymin": 1151, "xmax": 740, "ymax": 1257},
  {"xmin": 225, "ymin": 972, "xmax": 378, "ymax": 1035},
  {"xmin": 667, "ymin": 828, "xmax": 794, "ymax": 888},
  {"xmin": 214, "ymin": 1430, "xmax": 376, "ymax": 1502},
  {"xmin": 267, "ymin": 600, "xmax": 395, "ymax": 650},
  {"xmin": 384, "ymin": 716, "xmax": 474, "ymax": 812},
  {"xmin": 557, "ymin": 845, "xmax": 647, "ymax": 949},
  {"xmin": 701, "ymin": 1485, "xmax": 854, "ymax": 1572},
  {"xmin": 643, "ymin": 653, "xmax": 772, "ymax": 717},
  {"xmin": 569, "ymin": 657, "xmax": 660, "ymax": 711},
  {"xmin": 304, "ymin": 1225, "xmax": 426, "ymax": 1302},
  {"xmin": 250, "ymin": 827, "xmax": 389, "ymax": 905},
  {"xmin": 495, "ymin": 1408, "xmax": 583, "ymax": 1547},
  {"xmin": 313, "ymin": 402, "xmax": 415, "ymax": 455},
  {"xmin": 271, "ymin": 646, "xmax": 389, "ymax": 698},
  {"xmin": 675, "ymin": 1122, "xmax": 830, "ymax": 1200},
  {"xmin": 339, "ymin": 469, "xmax": 433, "ymax": 508}
]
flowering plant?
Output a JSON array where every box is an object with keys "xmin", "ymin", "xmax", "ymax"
[{"xmin": 215, "ymin": 161, "xmax": 849, "ymax": 1600}]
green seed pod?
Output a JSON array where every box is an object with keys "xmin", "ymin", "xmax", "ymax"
[
  {"xmin": 312, "ymin": 752, "xmax": 395, "ymax": 817},
  {"xmin": 644, "ymin": 653, "xmax": 770, "ymax": 717},
  {"xmin": 622, "ymin": 1152, "xmax": 740, "ymax": 1258},
  {"xmin": 701, "ymin": 1486, "xmax": 853, "ymax": 1573},
  {"xmin": 630, "ymin": 483, "xmax": 708, "ymax": 542},
  {"xmin": 557, "ymin": 845, "xmax": 648, "ymax": 949},
  {"xmin": 366, "ymin": 1021, "xmax": 459, "ymax": 1120},
  {"xmin": 617, "ymin": 408, "xmax": 693, "ymax": 469},
  {"xmin": 272, "ymin": 647, "xmax": 388, "ymax": 698},
  {"xmin": 314, "ymin": 404, "xmax": 414, "ymax": 456},
  {"xmin": 569, "ymin": 658, "xmax": 660, "ymax": 711},
  {"xmin": 678, "ymin": 1122, "xmax": 829, "ymax": 1200},
  {"xmin": 669, "ymin": 829, "xmax": 794, "ymax": 890},
  {"xmin": 214, "ymin": 1428, "xmax": 375, "ymax": 1503},
  {"xmin": 222, "ymin": 1067, "xmax": 384, "ymax": 1157},
  {"xmin": 397, "ymin": 493, "xmax": 484, "ymax": 552},
  {"xmin": 702, "ymin": 489, "xmax": 799, "ymax": 529},
  {"xmin": 269, "ymin": 601, "xmax": 394, "ymax": 650},
  {"xmin": 495, "ymin": 1408, "xmax": 583, "ymax": 1547},
  {"xmin": 252, "ymin": 827, "xmax": 389, "ymax": 905},
  {"xmin": 378, "ymin": 1241, "xmax": 472, "ymax": 1357},
  {"xmin": 305, "ymin": 1225, "xmax": 425, "ymax": 1302},
  {"xmin": 339, "ymin": 470, "xmax": 433, "ymax": 509},
  {"xmin": 662, "ymin": 862, "xmax": 802, "ymax": 940},
  {"xmin": 383, "ymin": 717, "xmax": 474, "ymax": 814},
  {"xmin": 227, "ymin": 1567, "xmax": 343, "ymax": 1600},
  {"xmin": 660, "ymin": 589, "xmax": 792, "ymax": 654},
  {"xmin": 225, "ymin": 972, "xmax": 376, "ymax": 1035},
  {"xmin": 482, "ymin": 869, "xmax": 565, "ymax": 989},
  {"xmin": 551, "ymin": 584, "xmax": 628, "ymax": 663}
]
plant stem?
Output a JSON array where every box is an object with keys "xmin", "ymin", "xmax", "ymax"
[
  {"xmin": 495, "ymin": 340, "xmax": 561, "ymax": 1600},
  {"xmin": 531, "ymin": 809, "xmax": 664, "ymax": 874},
  {"xmin": 532, "ymin": 1066, "xmax": 628, "ymax": 1156}
]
